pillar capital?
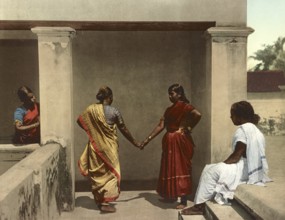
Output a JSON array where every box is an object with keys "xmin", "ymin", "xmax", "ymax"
[
  {"xmin": 31, "ymin": 27, "xmax": 76, "ymax": 41},
  {"xmin": 206, "ymin": 26, "xmax": 254, "ymax": 43}
]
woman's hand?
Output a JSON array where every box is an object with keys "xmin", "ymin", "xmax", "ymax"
[
  {"xmin": 140, "ymin": 138, "xmax": 150, "ymax": 150},
  {"xmin": 140, "ymin": 118, "xmax": 164, "ymax": 150},
  {"xmin": 133, "ymin": 140, "xmax": 143, "ymax": 149},
  {"xmin": 176, "ymin": 127, "xmax": 191, "ymax": 135},
  {"xmin": 15, "ymin": 120, "xmax": 40, "ymax": 131},
  {"xmin": 34, "ymin": 121, "xmax": 40, "ymax": 128}
]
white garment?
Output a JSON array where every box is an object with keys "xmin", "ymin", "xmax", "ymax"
[
  {"xmin": 241, "ymin": 123, "xmax": 272, "ymax": 185},
  {"xmin": 194, "ymin": 123, "xmax": 271, "ymax": 205}
]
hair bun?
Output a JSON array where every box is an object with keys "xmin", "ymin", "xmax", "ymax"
[{"xmin": 96, "ymin": 86, "xmax": 113, "ymax": 102}]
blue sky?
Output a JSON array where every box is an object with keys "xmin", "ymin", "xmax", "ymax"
[{"xmin": 247, "ymin": 0, "xmax": 285, "ymax": 69}]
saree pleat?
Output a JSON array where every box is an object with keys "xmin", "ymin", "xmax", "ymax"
[
  {"xmin": 156, "ymin": 101, "xmax": 195, "ymax": 199},
  {"xmin": 157, "ymin": 132, "xmax": 193, "ymax": 198},
  {"xmin": 78, "ymin": 104, "xmax": 120, "ymax": 203}
]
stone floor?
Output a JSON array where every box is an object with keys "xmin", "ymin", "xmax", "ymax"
[
  {"xmin": 60, "ymin": 190, "xmax": 205, "ymax": 220},
  {"xmin": 60, "ymin": 136, "xmax": 285, "ymax": 220}
]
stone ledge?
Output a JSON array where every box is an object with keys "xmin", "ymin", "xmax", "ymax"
[
  {"xmin": 0, "ymin": 143, "xmax": 62, "ymax": 220},
  {"xmin": 0, "ymin": 143, "xmax": 41, "ymax": 175},
  {"xmin": 205, "ymin": 200, "xmax": 253, "ymax": 220},
  {"xmin": 235, "ymin": 182, "xmax": 285, "ymax": 220},
  {"xmin": 0, "ymin": 143, "xmax": 40, "ymax": 153},
  {"xmin": 0, "ymin": 144, "xmax": 59, "ymax": 197}
]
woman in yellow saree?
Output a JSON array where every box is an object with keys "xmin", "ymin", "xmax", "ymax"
[{"xmin": 77, "ymin": 86, "xmax": 140, "ymax": 213}]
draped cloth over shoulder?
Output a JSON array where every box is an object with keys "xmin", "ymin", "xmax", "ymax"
[
  {"xmin": 193, "ymin": 123, "xmax": 272, "ymax": 205},
  {"xmin": 13, "ymin": 103, "xmax": 40, "ymax": 144},
  {"xmin": 157, "ymin": 101, "xmax": 195, "ymax": 199},
  {"xmin": 77, "ymin": 104, "xmax": 120, "ymax": 204},
  {"xmin": 241, "ymin": 123, "xmax": 272, "ymax": 185}
]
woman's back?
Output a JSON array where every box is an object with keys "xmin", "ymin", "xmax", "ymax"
[{"xmin": 103, "ymin": 105, "xmax": 123, "ymax": 126}]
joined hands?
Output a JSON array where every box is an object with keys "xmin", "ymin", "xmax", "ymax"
[
  {"xmin": 133, "ymin": 136, "xmax": 153, "ymax": 150},
  {"xmin": 133, "ymin": 141, "xmax": 144, "ymax": 150}
]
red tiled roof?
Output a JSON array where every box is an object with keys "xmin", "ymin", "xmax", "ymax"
[{"xmin": 247, "ymin": 71, "xmax": 285, "ymax": 92}]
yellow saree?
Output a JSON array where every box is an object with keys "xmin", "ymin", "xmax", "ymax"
[{"xmin": 78, "ymin": 104, "xmax": 120, "ymax": 204}]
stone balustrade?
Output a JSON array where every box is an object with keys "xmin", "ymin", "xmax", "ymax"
[
  {"xmin": 0, "ymin": 143, "xmax": 72, "ymax": 220},
  {"xmin": 0, "ymin": 144, "xmax": 40, "ymax": 175}
]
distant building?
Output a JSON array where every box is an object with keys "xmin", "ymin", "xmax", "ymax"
[
  {"xmin": 247, "ymin": 70, "xmax": 285, "ymax": 99},
  {"xmin": 247, "ymin": 71, "xmax": 285, "ymax": 135}
]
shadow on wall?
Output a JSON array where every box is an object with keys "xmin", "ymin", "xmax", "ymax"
[
  {"xmin": 0, "ymin": 135, "xmax": 14, "ymax": 144},
  {"xmin": 0, "ymin": 39, "xmax": 39, "ymax": 144}
]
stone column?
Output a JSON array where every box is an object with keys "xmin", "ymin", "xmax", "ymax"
[
  {"xmin": 205, "ymin": 27, "xmax": 254, "ymax": 162},
  {"xmin": 32, "ymin": 27, "xmax": 76, "ymax": 210}
]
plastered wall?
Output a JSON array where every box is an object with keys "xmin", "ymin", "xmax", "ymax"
[
  {"xmin": 73, "ymin": 31, "xmax": 206, "ymax": 182},
  {"xmin": 0, "ymin": 0, "xmax": 249, "ymax": 189},
  {"xmin": 0, "ymin": 0, "xmax": 246, "ymax": 27},
  {"xmin": 0, "ymin": 31, "xmax": 207, "ymax": 185}
]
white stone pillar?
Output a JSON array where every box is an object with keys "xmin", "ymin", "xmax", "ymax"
[
  {"xmin": 32, "ymin": 27, "xmax": 76, "ymax": 209},
  {"xmin": 206, "ymin": 27, "xmax": 254, "ymax": 162}
]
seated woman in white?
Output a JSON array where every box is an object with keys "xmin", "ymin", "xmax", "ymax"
[{"xmin": 181, "ymin": 101, "xmax": 271, "ymax": 215}]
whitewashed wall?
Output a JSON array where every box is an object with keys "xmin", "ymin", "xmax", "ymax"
[{"xmin": 0, "ymin": 0, "xmax": 246, "ymax": 26}]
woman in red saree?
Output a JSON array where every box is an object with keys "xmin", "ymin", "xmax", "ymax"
[
  {"xmin": 142, "ymin": 83, "xmax": 202, "ymax": 209},
  {"xmin": 77, "ymin": 86, "xmax": 140, "ymax": 213},
  {"xmin": 13, "ymin": 86, "xmax": 40, "ymax": 145}
]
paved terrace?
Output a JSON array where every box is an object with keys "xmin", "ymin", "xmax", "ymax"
[
  {"xmin": 60, "ymin": 136, "xmax": 285, "ymax": 220},
  {"xmin": 0, "ymin": 136, "xmax": 284, "ymax": 219}
]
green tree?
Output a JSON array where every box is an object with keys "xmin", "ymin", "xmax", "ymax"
[{"xmin": 249, "ymin": 36, "xmax": 285, "ymax": 72}]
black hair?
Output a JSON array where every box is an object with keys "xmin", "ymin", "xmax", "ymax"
[
  {"xmin": 168, "ymin": 83, "xmax": 190, "ymax": 103},
  {"xmin": 17, "ymin": 86, "xmax": 33, "ymax": 102},
  {"xmin": 96, "ymin": 86, "xmax": 113, "ymax": 102},
  {"xmin": 231, "ymin": 101, "xmax": 260, "ymax": 125}
]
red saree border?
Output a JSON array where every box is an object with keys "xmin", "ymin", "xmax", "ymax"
[
  {"xmin": 78, "ymin": 160, "xmax": 88, "ymax": 177},
  {"xmin": 77, "ymin": 115, "xmax": 121, "ymax": 185},
  {"xmin": 100, "ymin": 195, "xmax": 120, "ymax": 203}
]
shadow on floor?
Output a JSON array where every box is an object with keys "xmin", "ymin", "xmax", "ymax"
[
  {"xmin": 75, "ymin": 196, "xmax": 99, "ymax": 211},
  {"xmin": 75, "ymin": 191, "xmax": 181, "ymax": 211},
  {"xmin": 116, "ymin": 191, "xmax": 180, "ymax": 209}
]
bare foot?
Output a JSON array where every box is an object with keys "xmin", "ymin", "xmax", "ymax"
[
  {"xmin": 181, "ymin": 205, "xmax": 204, "ymax": 215},
  {"xmin": 176, "ymin": 204, "xmax": 187, "ymax": 209},
  {"xmin": 99, "ymin": 204, "xmax": 116, "ymax": 213}
]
